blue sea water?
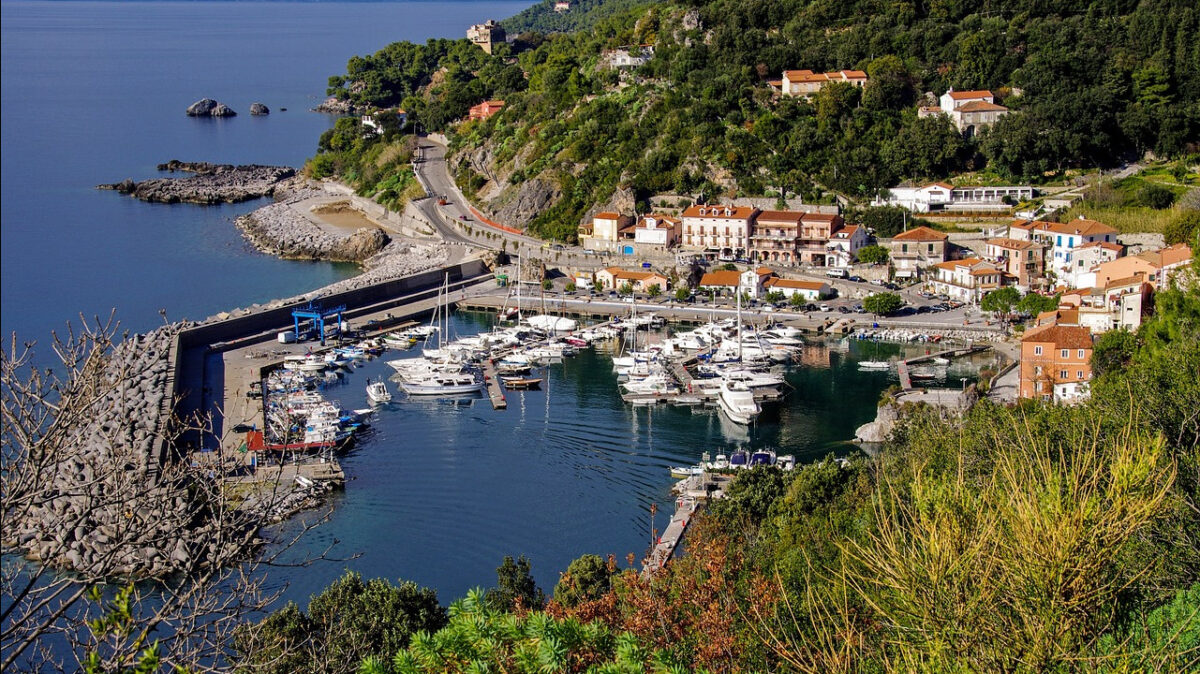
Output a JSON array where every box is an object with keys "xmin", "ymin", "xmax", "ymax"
[
  {"xmin": 0, "ymin": 0, "xmax": 529, "ymax": 343},
  {"xmin": 0, "ymin": 0, "xmax": 932, "ymax": 616}
]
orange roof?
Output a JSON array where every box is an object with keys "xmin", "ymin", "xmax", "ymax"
[
  {"xmin": 1022, "ymin": 324, "xmax": 1093, "ymax": 350},
  {"xmin": 986, "ymin": 237, "xmax": 1037, "ymax": 250},
  {"xmin": 1077, "ymin": 241, "xmax": 1124, "ymax": 252},
  {"xmin": 833, "ymin": 224, "xmax": 860, "ymax": 237},
  {"xmin": 970, "ymin": 266, "xmax": 1002, "ymax": 276},
  {"xmin": 1105, "ymin": 273, "xmax": 1150, "ymax": 289},
  {"xmin": 957, "ymin": 101, "xmax": 1007, "ymax": 112},
  {"xmin": 594, "ymin": 211, "xmax": 621, "ymax": 220},
  {"xmin": 933, "ymin": 257, "xmax": 983, "ymax": 271},
  {"xmin": 1032, "ymin": 219, "xmax": 1118, "ymax": 237},
  {"xmin": 699, "ymin": 270, "xmax": 742, "ymax": 287},
  {"xmin": 892, "ymin": 225, "xmax": 948, "ymax": 241},
  {"xmin": 1138, "ymin": 243, "xmax": 1194, "ymax": 267},
  {"xmin": 604, "ymin": 267, "xmax": 662, "ymax": 281},
  {"xmin": 755, "ymin": 210, "xmax": 804, "ymax": 225},
  {"xmin": 801, "ymin": 212, "xmax": 841, "ymax": 223},
  {"xmin": 923, "ymin": 182, "xmax": 954, "ymax": 191},
  {"xmin": 682, "ymin": 204, "xmax": 757, "ymax": 220},
  {"xmin": 948, "ymin": 89, "xmax": 993, "ymax": 100},
  {"xmin": 636, "ymin": 214, "xmax": 679, "ymax": 228},
  {"xmin": 755, "ymin": 266, "xmax": 775, "ymax": 276},
  {"xmin": 765, "ymin": 278, "xmax": 826, "ymax": 291},
  {"xmin": 783, "ymin": 69, "xmax": 867, "ymax": 83}
]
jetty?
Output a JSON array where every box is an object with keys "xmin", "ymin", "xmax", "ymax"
[
  {"xmin": 643, "ymin": 471, "xmax": 734, "ymax": 575},
  {"xmin": 897, "ymin": 344, "xmax": 992, "ymax": 392},
  {"xmin": 482, "ymin": 359, "xmax": 507, "ymax": 409}
]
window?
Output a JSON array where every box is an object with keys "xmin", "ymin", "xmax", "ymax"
[
  {"xmin": 928, "ymin": 243, "xmax": 934, "ymax": 253},
  {"xmin": 1077, "ymin": 370, "xmax": 1084, "ymax": 379},
  {"xmin": 1034, "ymin": 366, "xmax": 1042, "ymax": 375},
  {"xmin": 1057, "ymin": 235, "xmax": 1062, "ymax": 246},
  {"xmin": 1060, "ymin": 349, "xmax": 1069, "ymax": 358},
  {"xmin": 1034, "ymin": 381, "xmax": 1042, "ymax": 392},
  {"xmin": 1060, "ymin": 370, "xmax": 1069, "ymax": 379},
  {"xmin": 1077, "ymin": 349, "xmax": 1085, "ymax": 359},
  {"xmin": 1034, "ymin": 346, "xmax": 1043, "ymax": 356},
  {"xmin": 902, "ymin": 243, "xmax": 909, "ymax": 253}
]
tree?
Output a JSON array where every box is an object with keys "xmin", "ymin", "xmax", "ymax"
[
  {"xmin": 765, "ymin": 290, "xmax": 786, "ymax": 303},
  {"xmin": 232, "ymin": 571, "xmax": 446, "ymax": 674},
  {"xmin": 980, "ymin": 287, "xmax": 1021, "ymax": 315},
  {"xmin": 647, "ymin": 284, "xmax": 662, "ymax": 298},
  {"xmin": 1017, "ymin": 291, "xmax": 1060, "ymax": 317},
  {"xmin": 1, "ymin": 317, "xmax": 330, "ymax": 672},
  {"xmin": 1091, "ymin": 329, "xmax": 1137, "ymax": 376},
  {"xmin": 675, "ymin": 286, "xmax": 691, "ymax": 302},
  {"xmin": 484, "ymin": 555, "xmax": 545, "ymax": 612},
  {"xmin": 710, "ymin": 467, "xmax": 789, "ymax": 525},
  {"xmin": 1164, "ymin": 210, "xmax": 1200, "ymax": 247},
  {"xmin": 857, "ymin": 245, "xmax": 890, "ymax": 265},
  {"xmin": 553, "ymin": 554, "xmax": 615, "ymax": 608},
  {"xmin": 789, "ymin": 292, "xmax": 806, "ymax": 309},
  {"xmin": 863, "ymin": 292, "xmax": 903, "ymax": 316},
  {"xmin": 564, "ymin": 281, "xmax": 576, "ymax": 292},
  {"xmin": 618, "ymin": 282, "xmax": 633, "ymax": 296},
  {"xmin": 1139, "ymin": 183, "xmax": 1176, "ymax": 209},
  {"xmin": 722, "ymin": 263, "xmax": 738, "ymax": 271}
]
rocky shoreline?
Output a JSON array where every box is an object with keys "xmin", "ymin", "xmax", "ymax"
[
  {"xmin": 97, "ymin": 160, "xmax": 295, "ymax": 204},
  {"xmin": 235, "ymin": 191, "xmax": 391, "ymax": 263}
]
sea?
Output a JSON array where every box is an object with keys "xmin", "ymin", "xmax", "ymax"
[{"xmin": 0, "ymin": 1, "xmax": 961, "ymax": 612}]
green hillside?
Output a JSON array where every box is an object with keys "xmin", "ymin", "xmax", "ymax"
[{"xmin": 319, "ymin": 0, "xmax": 1199, "ymax": 240}]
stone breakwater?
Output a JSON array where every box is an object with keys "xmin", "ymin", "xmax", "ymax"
[
  {"xmin": 234, "ymin": 191, "xmax": 391, "ymax": 263},
  {"xmin": 2, "ymin": 323, "xmax": 238, "ymax": 578},
  {"xmin": 97, "ymin": 161, "xmax": 295, "ymax": 204}
]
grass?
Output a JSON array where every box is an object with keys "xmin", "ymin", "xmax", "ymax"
[{"xmin": 1062, "ymin": 203, "xmax": 1183, "ymax": 234}]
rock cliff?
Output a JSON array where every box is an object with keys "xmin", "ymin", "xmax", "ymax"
[{"xmin": 249, "ymin": 102, "xmax": 270, "ymax": 115}]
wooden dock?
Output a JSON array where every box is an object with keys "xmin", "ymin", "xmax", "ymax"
[
  {"xmin": 482, "ymin": 360, "xmax": 507, "ymax": 409},
  {"xmin": 644, "ymin": 497, "xmax": 701, "ymax": 574}
]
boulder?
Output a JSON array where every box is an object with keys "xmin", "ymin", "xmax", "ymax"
[
  {"xmin": 249, "ymin": 102, "xmax": 270, "ymax": 115},
  {"xmin": 211, "ymin": 103, "xmax": 236, "ymax": 117},
  {"xmin": 186, "ymin": 98, "xmax": 219, "ymax": 116}
]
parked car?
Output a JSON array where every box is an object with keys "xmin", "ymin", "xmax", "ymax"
[
  {"xmin": 819, "ymin": 304, "xmax": 832, "ymax": 312},
  {"xmin": 806, "ymin": 303, "xmax": 818, "ymax": 311},
  {"xmin": 848, "ymin": 275, "xmax": 866, "ymax": 283},
  {"xmin": 916, "ymin": 305, "xmax": 932, "ymax": 313},
  {"xmin": 853, "ymin": 305, "xmax": 865, "ymax": 313},
  {"xmin": 838, "ymin": 305, "xmax": 851, "ymax": 313}
]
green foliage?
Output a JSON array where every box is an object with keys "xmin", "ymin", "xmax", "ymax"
[
  {"xmin": 765, "ymin": 290, "xmax": 786, "ymax": 303},
  {"xmin": 553, "ymin": 554, "xmax": 615, "ymax": 608},
  {"xmin": 502, "ymin": 0, "xmax": 655, "ymax": 34},
  {"xmin": 1094, "ymin": 583, "xmax": 1200, "ymax": 671},
  {"xmin": 674, "ymin": 286, "xmax": 690, "ymax": 302},
  {"xmin": 617, "ymin": 282, "xmax": 633, "ymax": 295},
  {"xmin": 856, "ymin": 244, "xmax": 889, "ymax": 265},
  {"xmin": 1091, "ymin": 328, "xmax": 1137, "ymax": 376},
  {"xmin": 565, "ymin": 281, "xmax": 577, "ymax": 292},
  {"xmin": 710, "ymin": 466, "xmax": 790, "ymax": 526},
  {"xmin": 789, "ymin": 292, "xmax": 806, "ymax": 308},
  {"xmin": 854, "ymin": 207, "xmax": 936, "ymax": 238},
  {"xmin": 80, "ymin": 585, "xmax": 166, "ymax": 674},
  {"xmin": 647, "ymin": 284, "xmax": 662, "ymax": 297},
  {"xmin": 1017, "ymin": 291, "xmax": 1060, "ymax": 317},
  {"xmin": 721, "ymin": 263, "xmax": 737, "ymax": 271},
  {"xmin": 980, "ymin": 286, "xmax": 1020, "ymax": 314},
  {"xmin": 1140, "ymin": 183, "xmax": 1177, "ymax": 209},
  {"xmin": 484, "ymin": 555, "xmax": 546, "ymax": 612},
  {"xmin": 1164, "ymin": 210, "xmax": 1200, "ymax": 247},
  {"xmin": 542, "ymin": 279, "xmax": 553, "ymax": 290},
  {"xmin": 863, "ymin": 292, "xmax": 903, "ymax": 315},
  {"xmin": 233, "ymin": 571, "xmax": 446, "ymax": 674}
]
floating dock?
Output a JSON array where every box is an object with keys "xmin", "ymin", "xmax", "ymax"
[{"xmin": 482, "ymin": 359, "xmax": 507, "ymax": 409}]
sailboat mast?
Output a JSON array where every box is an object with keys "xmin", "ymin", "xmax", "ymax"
[{"xmin": 736, "ymin": 278, "xmax": 743, "ymax": 362}]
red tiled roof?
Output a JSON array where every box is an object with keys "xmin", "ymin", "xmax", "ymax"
[
  {"xmin": 892, "ymin": 225, "xmax": 948, "ymax": 241},
  {"xmin": 957, "ymin": 101, "xmax": 1007, "ymax": 112},
  {"xmin": 699, "ymin": 270, "xmax": 742, "ymax": 287},
  {"xmin": 1022, "ymin": 324, "xmax": 1093, "ymax": 350},
  {"xmin": 755, "ymin": 210, "xmax": 804, "ymax": 225},
  {"xmin": 948, "ymin": 89, "xmax": 993, "ymax": 100},
  {"xmin": 986, "ymin": 237, "xmax": 1037, "ymax": 250},
  {"xmin": 682, "ymin": 204, "xmax": 757, "ymax": 220},
  {"xmin": 594, "ymin": 211, "xmax": 621, "ymax": 219}
]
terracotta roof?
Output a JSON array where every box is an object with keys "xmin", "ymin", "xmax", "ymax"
[
  {"xmin": 594, "ymin": 211, "xmax": 620, "ymax": 220},
  {"xmin": 1077, "ymin": 241, "xmax": 1124, "ymax": 252},
  {"xmin": 604, "ymin": 267, "xmax": 662, "ymax": 281},
  {"xmin": 755, "ymin": 266, "xmax": 775, "ymax": 276},
  {"xmin": 682, "ymin": 204, "xmax": 758, "ymax": 220},
  {"xmin": 1138, "ymin": 243, "xmax": 1194, "ymax": 267},
  {"xmin": 801, "ymin": 212, "xmax": 841, "ymax": 223},
  {"xmin": 986, "ymin": 237, "xmax": 1036, "ymax": 250},
  {"xmin": 755, "ymin": 210, "xmax": 804, "ymax": 225},
  {"xmin": 783, "ymin": 69, "xmax": 868, "ymax": 83},
  {"xmin": 833, "ymin": 224, "xmax": 860, "ymax": 237},
  {"xmin": 1022, "ymin": 324, "xmax": 1093, "ymax": 350},
  {"xmin": 636, "ymin": 214, "xmax": 679, "ymax": 229},
  {"xmin": 892, "ymin": 225, "xmax": 948, "ymax": 241},
  {"xmin": 957, "ymin": 101, "xmax": 1008, "ymax": 112},
  {"xmin": 933, "ymin": 256, "xmax": 984, "ymax": 271},
  {"xmin": 970, "ymin": 266, "xmax": 1002, "ymax": 276},
  {"xmin": 765, "ymin": 278, "xmax": 826, "ymax": 291},
  {"xmin": 947, "ymin": 89, "xmax": 993, "ymax": 100},
  {"xmin": 1105, "ymin": 273, "xmax": 1150, "ymax": 290},
  {"xmin": 1032, "ymin": 218, "xmax": 1117, "ymax": 237},
  {"xmin": 699, "ymin": 270, "xmax": 742, "ymax": 287}
]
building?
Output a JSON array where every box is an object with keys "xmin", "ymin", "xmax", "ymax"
[
  {"xmin": 780, "ymin": 69, "xmax": 868, "ymax": 97},
  {"xmin": 1077, "ymin": 243, "xmax": 1192, "ymax": 290},
  {"xmin": 873, "ymin": 182, "xmax": 1034, "ymax": 213},
  {"xmin": 739, "ymin": 267, "xmax": 777, "ymax": 299},
  {"xmin": 747, "ymin": 211, "xmax": 848, "ymax": 266},
  {"xmin": 360, "ymin": 109, "xmax": 406, "ymax": 136},
  {"xmin": 633, "ymin": 214, "xmax": 681, "ymax": 247},
  {"xmin": 763, "ymin": 277, "xmax": 831, "ymax": 301},
  {"xmin": 984, "ymin": 238, "xmax": 1045, "ymax": 291},
  {"xmin": 600, "ymin": 45, "xmax": 655, "ymax": 69},
  {"xmin": 929, "ymin": 257, "xmax": 1011, "ymax": 303},
  {"xmin": 594, "ymin": 267, "xmax": 668, "ymax": 293},
  {"xmin": 697, "ymin": 269, "xmax": 742, "ymax": 296},
  {"xmin": 681, "ymin": 204, "xmax": 760, "ymax": 259},
  {"xmin": 1059, "ymin": 275, "xmax": 1154, "ymax": 333},
  {"xmin": 468, "ymin": 99, "xmax": 505, "ymax": 121},
  {"xmin": 467, "ymin": 20, "xmax": 506, "ymax": 54},
  {"xmin": 920, "ymin": 89, "xmax": 1010, "ymax": 136},
  {"xmin": 553, "ymin": 1, "xmax": 571, "ymax": 11},
  {"xmin": 827, "ymin": 224, "xmax": 868, "ymax": 267},
  {"xmin": 888, "ymin": 226, "xmax": 949, "ymax": 277},
  {"xmin": 1009, "ymin": 217, "xmax": 1120, "ymax": 284},
  {"xmin": 589, "ymin": 212, "xmax": 629, "ymax": 242},
  {"xmin": 1019, "ymin": 323, "xmax": 1094, "ymax": 402},
  {"xmin": 1134, "ymin": 243, "xmax": 1194, "ymax": 288}
]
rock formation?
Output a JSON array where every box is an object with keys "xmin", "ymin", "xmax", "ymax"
[
  {"xmin": 249, "ymin": 102, "xmax": 270, "ymax": 115},
  {"xmin": 186, "ymin": 98, "xmax": 237, "ymax": 117},
  {"xmin": 234, "ymin": 193, "xmax": 391, "ymax": 262},
  {"xmin": 97, "ymin": 161, "xmax": 295, "ymax": 204}
]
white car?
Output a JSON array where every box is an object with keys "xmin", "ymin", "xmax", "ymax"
[{"xmin": 819, "ymin": 304, "xmax": 832, "ymax": 312}]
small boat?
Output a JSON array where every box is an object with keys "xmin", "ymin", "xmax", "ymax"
[
  {"xmin": 366, "ymin": 378, "xmax": 392, "ymax": 404},
  {"xmin": 857, "ymin": 360, "xmax": 891, "ymax": 370},
  {"xmin": 669, "ymin": 465, "xmax": 705, "ymax": 478},
  {"xmin": 501, "ymin": 376, "xmax": 543, "ymax": 390},
  {"xmin": 930, "ymin": 357, "xmax": 950, "ymax": 366}
]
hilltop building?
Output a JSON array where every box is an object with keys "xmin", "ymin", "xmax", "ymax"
[
  {"xmin": 873, "ymin": 182, "xmax": 1034, "ymax": 213},
  {"xmin": 467, "ymin": 20, "xmax": 506, "ymax": 54},
  {"xmin": 918, "ymin": 88, "xmax": 1010, "ymax": 137},
  {"xmin": 778, "ymin": 69, "xmax": 868, "ymax": 97},
  {"xmin": 468, "ymin": 100, "xmax": 505, "ymax": 121}
]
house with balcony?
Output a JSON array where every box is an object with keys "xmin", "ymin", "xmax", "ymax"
[
  {"xmin": 918, "ymin": 89, "xmax": 1010, "ymax": 137},
  {"xmin": 1019, "ymin": 322, "xmax": 1094, "ymax": 402},
  {"xmin": 748, "ymin": 210, "xmax": 801, "ymax": 264},
  {"xmin": 983, "ymin": 238, "xmax": 1045, "ymax": 291},
  {"xmin": 929, "ymin": 257, "xmax": 1011, "ymax": 303},
  {"xmin": 888, "ymin": 226, "xmax": 949, "ymax": 278},
  {"xmin": 873, "ymin": 182, "xmax": 1034, "ymax": 212},
  {"xmin": 1059, "ymin": 275, "xmax": 1154, "ymax": 333},
  {"xmin": 1009, "ymin": 217, "xmax": 1119, "ymax": 285},
  {"xmin": 632, "ymin": 214, "xmax": 681, "ymax": 247},
  {"xmin": 681, "ymin": 204, "xmax": 760, "ymax": 259},
  {"xmin": 588, "ymin": 211, "xmax": 630, "ymax": 242},
  {"xmin": 828, "ymin": 224, "xmax": 868, "ymax": 267}
]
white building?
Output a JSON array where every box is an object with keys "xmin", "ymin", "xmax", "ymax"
[
  {"xmin": 601, "ymin": 45, "xmax": 655, "ymax": 69},
  {"xmin": 632, "ymin": 214, "xmax": 680, "ymax": 247},
  {"xmin": 827, "ymin": 224, "xmax": 868, "ymax": 267},
  {"xmin": 919, "ymin": 89, "xmax": 1010, "ymax": 136},
  {"xmin": 681, "ymin": 204, "xmax": 759, "ymax": 259},
  {"xmin": 874, "ymin": 182, "xmax": 1034, "ymax": 213},
  {"xmin": 929, "ymin": 257, "xmax": 1011, "ymax": 303},
  {"xmin": 1009, "ymin": 217, "xmax": 1120, "ymax": 285},
  {"xmin": 762, "ymin": 277, "xmax": 830, "ymax": 301},
  {"xmin": 780, "ymin": 69, "xmax": 868, "ymax": 97}
]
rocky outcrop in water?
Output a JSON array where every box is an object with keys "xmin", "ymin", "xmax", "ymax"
[
  {"xmin": 313, "ymin": 96, "xmax": 360, "ymax": 114},
  {"xmin": 235, "ymin": 194, "xmax": 390, "ymax": 262},
  {"xmin": 186, "ymin": 98, "xmax": 237, "ymax": 117},
  {"xmin": 249, "ymin": 102, "xmax": 270, "ymax": 115},
  {"xmin": 855, "ymin": 403, "xmax": 898, "ymax": 443},
  {"xmin": 97, "ymin": 161, "xmax": 295, "ymax": 204}
]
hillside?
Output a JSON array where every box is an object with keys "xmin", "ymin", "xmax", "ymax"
[{"xmin": 318, "ymin": 0, "xmax": 1199, "ymax": 241}]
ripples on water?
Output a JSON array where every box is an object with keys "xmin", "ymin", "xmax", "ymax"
[{"xmin": 265, "ymin": 312, "xmax": 971, "ymax": 605}]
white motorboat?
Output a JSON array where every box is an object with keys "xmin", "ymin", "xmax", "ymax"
[
  {"xmin": 858, "ymin": 360, "xmax": 891, "ymax": 370},
  {"xmin": 366, "ymin": 378, "xmax": 392, "ymax": 404},
  {"xmin": 282, "ymin": 354, "xmax": 326, "ymax": 373},
  {"xmin": 398, "ymin": 370, "xmax": 485, "ymax": 396},
  {"xmin": 717, "ymin": 380, "xmax": 760, "ymax": 425},
  {"xmin": 525, "ymin": 314, "xmax": 578, "ymax": 332}
]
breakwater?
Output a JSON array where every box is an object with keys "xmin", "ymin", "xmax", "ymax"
[{"xmin": 235, "ymin": 190, "xmax": 391, "ymax": 262}]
